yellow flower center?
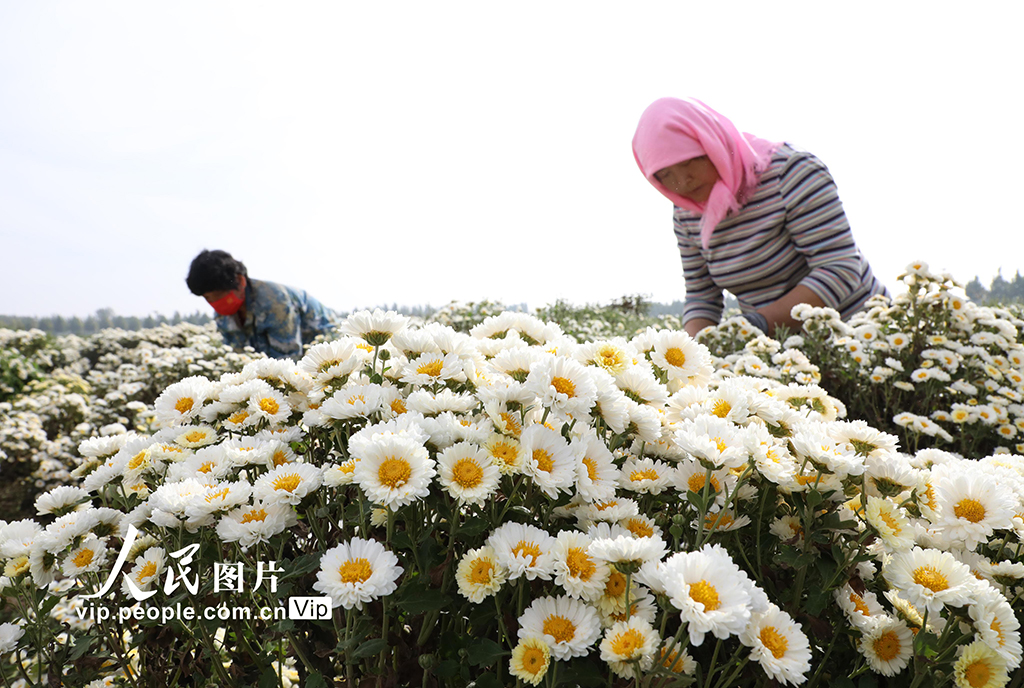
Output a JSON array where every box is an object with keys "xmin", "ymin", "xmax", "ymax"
[
  {"xmin": 391, "ymin": 399, "xmax": 407, "ymax": 415},
  {"xmin": 500, "ymin": 412, "xmax": 522, "ymax": 436},
  {"xmin": 687, "ymin": 473, "xmax": 721, "ymax": 494},
  {"xmin": 533, "ymin": 449, "xmax": 554, "ymax": 473},
  {"xmin": 912, "ymin": 566, "xmax": 949, "ymax": 593},
  {"xmin": 378, "ymin": 458, "xmax": 412, "ymax": 489},
  {"xmin": 228, "ymin": 411, "xmax": 249, "ymax": 424},
  {"xmin": 610, "ymin": 628, "xmax": 645, "ymax": 658},
  {"xmin": 582, "ymin": 457, "xmax": 599, "ymax": 481},
  {"xmin": 630, "ymin": 468, "xmax": 660, "ymax": 482},
  {"xmin": 664, "ymin": 347, "xmax": 686, "ymax": 367},
  {"xmin": 205, "ymin": 487, "xmax": 231, "ymax": 503},
  {"xmin": 850, "ymin": 593, "xmax": 871, "ymax": 617},
  {"xmin": 490, "ymin": 440, "xmax": 519, "ymax": 466},
  {"xmin": 241, "ymin": 508, "xmax": 268, "ymax": 524},
  {"xmin": 879, "ymin": 509, "xmax": 902, "ymax": 534},
  {"xmin": 272, "ymin": 474, "xmax": 302, "ymax": 492},
  {"xmin": 625, "ymin": 518, "xmax": 654, "ymax": 538},
  {"xmin": 273, "ymin": 450, "xmax": 288, "ymax": 466},
  {"xmin": 689, "ymin": 580, "xmax": 720, "ymax": 611},
  {"xmin": 565, "ymin": 547, "xmax": 596, "ymax": 581},
  {"xmin": 551, "ymin": 376, "xmax": 576, "ymax": 397},
  {"xmin": 452, "ymin": 458, "xmax": 484, "ymax": 489},
  {"xmin": 127, "ymin": 451, "xmax": 149, "ymax": 471},
  {"xmin": 706, "ymin": 512, "xmax": 735, "ymax": 530},
  {"xmin": 542, "ymin": 615, "xmax": 576, "ymax": 644},
  {"xmin": 711, "ymin": 399, "xmax": 731, "ymax": 418},
  {"xmin": 338, "ymin": 558, "xmax": 373, "ymax": 584},
  {"xmin": 711, "ymin": 437, "xmax": 727, "ymax": 452},
  {"xmin": 258, "ymin": 397, "xmax": 280, "ymax": 415},
  {"xmin": 417, "ymin": 360, "xmax": 444, "ymax": 377},
  {"xmin": 964, "ymin": 660, "xmax": 991, "ymax": 688},
  {"xmin": 339, "ymin": 461, "xmax": 356, "ymax": 474},
  {"xmin": 347, "ymin": 395, "xmax": 365, "ymax": 405},
  {"xmin": 953, "ymin": 498, "xmax": 986, "ymax": 523},
  {"xmin": 175, "ymin": 397, "xmax": 194, "ymax": 413},
  {"xmin": 184, "ymin": 431, "xmax": 206, "ymax": 443},
  {"xmin": 521, "ymin": 646, "xmax": 547, "ymax": 675},
  {"xmin": 992, "ymin": 618, "xmax": 1005, "ymax": 646},
  {"xmin": 137, "ymin": 561, "xmax": 157, "ymax": 582},
  {"xmin": 72, "ymin": 548, "xmax": 95, "ymax": 568},
  {"xmin": 759, "ymin": 626, "xmax": 789, "ymax": 659},
  {"xmin": 605, "ymin": 571, "xmax": 626, "ymax": 597},
  {"xmin": 469, "ymin": 559, "xmax": 494, "ymax": 585},
  {"xmin": 661, "ymin": 648, "xmax": 688, "ymax": 673},
  {"xmin": 873, "ymin": 630, "xmax": 901, "ymax": 661},
  {"xmin": 512, "ymin": 541, "xmax": 542, "ymax": 566}
]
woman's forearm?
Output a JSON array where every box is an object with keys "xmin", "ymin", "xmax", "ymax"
[
  {"xmin": 684, "ymin": 317, "xmax": 718, "ymax": 338},
  {"xmin": 756, "ymin": 285, "xmax": 825, "ymax": 337}
]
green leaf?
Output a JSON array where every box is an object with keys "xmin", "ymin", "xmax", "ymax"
[
  {"xmin": 40, "ymin": 594, "xmax": 62, "ymax": 616},
  {"xmin": 398, "ymin": 585, "xmax": 449, "ymax": 615},
  {"xmin": 832, "ymin": 678, "xmax": 855, "ymax": 688},
  {"xmin": 806, "ymin": 489, "xmax": 823, "ymax": 509},
  {"xmin": 259, "ymin": 666, "xmax": 281, "ymax": 688},
  {"xmin": 436, "ymin": 659, "xmax": 460, "ymax": 678},
  {"xmin": 467, "ymin": 637, "xmax": 506, "ymax": 667},
  {"xmin": 858, "ymin": 674, "xmax": 879, "ymax": 688},
  {"xmin": 283, "ymin": 552, "xmax": 323, "ymax": 579},
  {"xmin": 459, "ymin": 516, "xmax": 491, "ymax": 539},
  {"xmin": 305, "ymin": 673, "xmax": 328, "ymax": 688},
  {"xmin": 471, "ymin": 672, "xmax": 503, "ymax": 688},
  {"xmin": 353, "ymin": 637, "xmax": 389, "ymax": 659},
  {"xmin": 68, "ymin": 635, "xmax": 96, "ymax": 662},
  {"xmin": 685, "ymin": 489, "xmax": 707, "ymax": 511}
]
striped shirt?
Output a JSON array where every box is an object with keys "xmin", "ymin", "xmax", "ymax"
[{"xmin": 674, "ymin": 144, "xmax": 888, "ymax": 325}]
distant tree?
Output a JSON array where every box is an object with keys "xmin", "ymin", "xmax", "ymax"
[
  {"xmin": 52, "ymin": 315, "xmax": 66, "ymax": 334},
  {"xmin": 69, "ymin": 316, "xmax": 83, "ymax": 335},
  {"xmin": 965, "ymin": 276, "xmax": 988, "ymax": 302}
]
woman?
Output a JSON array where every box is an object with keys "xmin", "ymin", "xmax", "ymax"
[
  {"xmin": 186, "ymin": 249, "xmax": 338, "ymax": 359},
  {"xmin": 632, "ymin": 97, "xmax": 888, "ymax": 338}
]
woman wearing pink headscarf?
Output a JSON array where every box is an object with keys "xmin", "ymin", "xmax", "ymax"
[{"xmin": 633, "ymin": 97, "xmax": 887, "ymax": 337}]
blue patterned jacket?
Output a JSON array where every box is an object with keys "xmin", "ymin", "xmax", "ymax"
[{"xmin": 215, "ymin": 278, "xmax": 338, "ymax": 358}]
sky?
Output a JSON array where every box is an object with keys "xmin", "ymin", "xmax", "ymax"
[{"xmin": 1, "ymin": 2, "xmax": 1022, "ymax": 318}]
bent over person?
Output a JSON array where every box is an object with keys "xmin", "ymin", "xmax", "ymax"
[
  {"xmin": 186, "ymin": 249, "xmax": 338, "ymax": 359},
  {"xmin": 632, "ymin": 97, "xmax": 888, "ymax": 338}
]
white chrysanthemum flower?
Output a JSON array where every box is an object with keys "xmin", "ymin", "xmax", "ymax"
[
  {"xmin": 172, "ymin": 425, "xmax": 219, "ymax": 449},
  {"xmin": 437, "ymin": 442, "xmax": 500, "ymax": 506},
  {"xmin": 154, "ymin": 376, "xmax": 212, "ymax": 426},
  {"xmin": 348, "ymin": 414, "xmax": 430, "ymax": 458},
  {"xmin": 859, "ymin": 616, "xmax": 914, "ymax": 677},
  {"xmin": 0, "ymin": 622, "xmax": 26, "ymax": 654},
  {"xmin": 400, "ymin": 352, "xmax": 462, "ymax": 386},
  {"xmin": 600, "ymin": 616, "xmax": 660, "ymax": 678},
  {"xmin": 62, "ymin": 536, "xmax": 109, "ymax": 577},
  {"xmin": 660, "ymin": 543, "xmax": 754, "ymax": 646},
  {"xmin": 576, "ymin": 339, "xmax": 637, "ymax": 376},
  {"xmin": 969, "ymin": 586, "xmax": 1023, "ymax": 666},
  {"xmin": 480, "ymin": 433, "xmax": 523, "ymax": 475},
  {"xmin": 519, "ymin": 424, "xmax": 577, "ymax": 498},
  {"xmin": 883, "ymin": 547, "xmax": 978, "ymax": 618},
  {"xmin": 313, "ymin": 538, "xmax": 403, "ymax": 610},
  {"xmin": 406, "ymin": 388, "xmax": 479, "ymax": 416},
  {"xmin": 701, "ymin": 509, "xmax": 751, "ymax": 534},
  {"xmin": 35, "ymin": 486, "xmax": 90, "ymax": 516},
  {"xmin": 619, "ymin": 513, "xmax": 662, "ymax": 540},
  {"xmin": 353, "ymin": 435, "xmax": 435, "ymax": 509},
  {"xmin": 524, "ymin": 355, "xmax": 598, "ymax": 419},
  {"xmin": 834, "ymin": 584, "xmax": 886, "ymax": 631},
  {"xmin": 216, "ymin": 502, "xmax": 296, "ymax": 550},
  {"xmin": 650, "ymin": 330, "xmax": 713, "ymax": 386},
  {"xmin": 252, "ymin": 463, "xmax": 323, "ymax": 506},
  {"xmin": 618, "ymin": 457, "xmax": 674, "ymax": 495},
  {"xmin": 517, "ymin": 595, "xmax": 602, "ymax": 660},
  {"xmin": 674, "ymin": 416, "xmax": 747, "ymax": 469},
  {"xmin": 120, "ymin": 547, "xmax": 166, "ymax": 599},
  {"xmin": 953, "ymin": 640, "xmax": 1009, "ymax": 688},
  {"xmin": 78, "ymin": 433, "xmax": 132, "ymax": 459},
  {"xmin": 323, "ymin": 460, "xmax": 358, "ymax": 487},
  {"xmin": 185, "ymin": 480, "xmax": 253, "ymax": 523},
  {"xmin": 486, "ymin": 522, "xmax": 556, "ymax": 581},
  {"xmin": 740, "ymin": 604, "xmax": 812, "ymax": 686},
  {"xmin": 864, "ymin": 496, "xmax": 914, "ymax": 551},
  {"xmin": 319, "ymin": 384, "xmax": 385, "ymax": 422},
  {"xmin": 551, "ymin": 531, "xmax": 610, "ymax": 600},
  {"xmin": 455, "ymin": 546, "xmax": 507, "ymax": 603},
  {"xmin": 673, "ymin": 459, "xmax": 734, "ymax": 505},
  {"xmin": 575, "ymin": 498, "xmax": 640, "ymax": 526},
  {"xmin": 148, "ymin": 478, "xmax": 208, "ymax": 529},
  {"xmin": 574, "ymin": 433, "xmax": 618, "ymax": 503},
  {"xmin": 930, "ymin": 468, "xmax": 1016, "ymax": 550},
  {"xmin": 298, "ymin": 339, "xmax": 363, "ymax": 387},
  {"xmin": 616, "ymin": 366, "xmax": 670, "ymax": 408},
  {"xmin": 508, "ymin": 636, "xmax": 550, "ymax": 686},
  {"xmin": 340, "ymin": 309, "xmax": 409, "ymax": 346},
  {"xmin": 247, "ymin": 387, "xmax": 291, "ymax": 425},
  {"xmin": 589, "ymin": 532, "xmax": 667, "ymax": 569}
]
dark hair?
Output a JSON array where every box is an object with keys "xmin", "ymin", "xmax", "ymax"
[{"xmin": 185, "ymin": 250, "xmax": 248, "ymax": 295}]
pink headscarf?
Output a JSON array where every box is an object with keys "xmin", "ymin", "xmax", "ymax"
[{"xmin": 632, "ymin": 97, "xmax": 779, "ymax": 249}]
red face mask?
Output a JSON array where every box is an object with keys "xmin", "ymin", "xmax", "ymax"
[{"xmin": 209, "ymin": 291, "xmax": 244, "ymax": 316}]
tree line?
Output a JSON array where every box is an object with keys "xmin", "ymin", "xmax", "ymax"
[
  {"xmin": 0, "ymin": 308, "xmax": 212, "ymax": 335},
  {"xmin": 965, "ymin": 271, "xmax": 1024, "ymax": 306}
]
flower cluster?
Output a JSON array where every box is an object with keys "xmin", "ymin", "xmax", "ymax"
[{"xmin": 0, "ymin": 303, "xmax": 1022, "ymax": 687}]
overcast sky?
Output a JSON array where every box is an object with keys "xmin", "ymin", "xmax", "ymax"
[{"xmin": 1, "ymin": 2, "xmax": 1022, "ymax": 318}]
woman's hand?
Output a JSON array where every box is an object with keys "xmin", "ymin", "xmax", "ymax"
[{"xmin": 756, "ymin": 285, "xmax": 826, "ymax": 338}]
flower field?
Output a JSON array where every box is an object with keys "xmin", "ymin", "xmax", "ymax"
[{"xmin": 2, "ymin": 263, "xmax": 1024, "ymax": 687}]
